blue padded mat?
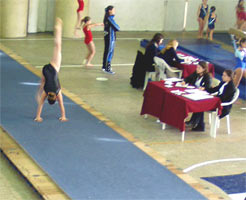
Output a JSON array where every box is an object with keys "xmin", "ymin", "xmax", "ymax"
[
  {"xmin": 213, "ymin": 33, "xmax": 233, "ymax": 47},
  {"xmin": 0, "ymin": 51, "xmax": 206, "ymax": 199},
  {"xmin": 202, "ymin": 172, "xmax": 246, "ymax": 195}
]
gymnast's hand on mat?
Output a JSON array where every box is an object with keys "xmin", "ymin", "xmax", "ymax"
[
  {"xmin": 34, "ymin": 117, "xmax": 43, "ymax": 122},
  {"xmin": 59, "ymin": 117, "xmax": 68, "ymax": 122}
]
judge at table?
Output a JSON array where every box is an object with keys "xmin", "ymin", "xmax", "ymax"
[
  {"xmin": 187, "ymin": 69, "xmax": 236, "ymax": 132},
  {"xmin": 144, "ymin": 33, "xmax": 164, "ymax": 72},
  {"xmin": 182, "ymin": 61, "xmax": 212, "ymax": 131},
  {"xmin": 158, "ymin": 39, "xmax": 184, "ymax": 67}
]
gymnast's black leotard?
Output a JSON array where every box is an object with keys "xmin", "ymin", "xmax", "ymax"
[
  {"xmin": 199, "ymin": 4, "xmax": 209, "ymax": 20},
  {"xmin": 42, "ymin": 63, "xmax": 61, "ymax": 95}
]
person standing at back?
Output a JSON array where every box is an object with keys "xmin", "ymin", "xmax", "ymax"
[
  {"xmin": 80, "ymin": 16, "xmax": 103, "ymax": 67},
  {"xmin": 102, "ymin": 5, "xmax": 120, "ymax": 75},
  {"xmin": 74, "ymin": 0, "xmax": 84, "ymax": 37},
  {"xmin": 197, "ymin": 0, "xmax": 209, "ymax": 38},
  {"xmin": 206, "ymin": 6, "xmax": 217, "ymax": 40}
]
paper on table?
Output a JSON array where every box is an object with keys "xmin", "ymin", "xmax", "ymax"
[
  {"xmin": 171, "ymin": 90, "xmax": 186, "ymax": 95},
  {"xmin": 175, "ymin": 82, "xmax": 188, "ymax": 87},
  {"xmin": 177, "ymin": 53, "xmax": 186, "ymax": 58},
  {"xmin": 164, "ymin": 78, "xmax": 183, "ymax": 82},
  {"xmin": 184, "ymin": 89, "xmax": 209, "ymax": 95},
  {"xmin": 182, "ymin": 93, "xmax": 214, "ymax": 101},
  {"xmin": 187, "ymin": 85, "xmax": 195, "ymax": 89},
  {"xmin": 181, "ymin": 61, "xmax": 192, "ymax": 65}
]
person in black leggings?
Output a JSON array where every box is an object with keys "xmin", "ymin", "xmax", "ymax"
[
  {"xmin": 102, "ymin": 5, "xmax": 120, "ymax": 74},
  {"xmin": 34, "ymin": 18, "xmax": 67, "ymax": 122}
]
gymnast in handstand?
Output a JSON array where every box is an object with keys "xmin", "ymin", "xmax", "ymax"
[{"xmin": 34, "ymin": 18, "xmax": 68, "ymax": 122}]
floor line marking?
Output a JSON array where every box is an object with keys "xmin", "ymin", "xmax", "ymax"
[
  {"xmin": 35, "ymin": 64, "xmax": 134, "ymax": 68},
  {"xmin": 0, "ymin": 37, "xmax": 142, "ymax": 41},
  {"xmin": 183, "ymin": 158, "xmax": 246, "ymax": 173}
]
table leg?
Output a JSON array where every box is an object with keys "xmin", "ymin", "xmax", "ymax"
[
  {"xmin": 144, "ymin": 114, "xmax": 148, "ymax": 119},
  {"xmin": 210, "ymin": 109, "xmax": 218, "ymax": 138},
  {"xmin": 182, "ymin": 131, "xmax": 185, "ymax": 142}
]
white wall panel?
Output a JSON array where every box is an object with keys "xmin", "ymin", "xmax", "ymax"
[
  {"xmin": 89, "ymin": 0, "xmax": 165, "ymax": 31},
  {"xmin": 163, "ymin": 0, "xmax": 185, "ymax": 31},
  {"xmin": 46, "ymin": 0, "xmax": 55, "ymax": 31},
  {"xmin": 28, "ymin": 0, "xmax": 39, "ymax": 33},
  {"xmin": 28, "ymin": 0, "xmax": 55, "ymax": 33}
]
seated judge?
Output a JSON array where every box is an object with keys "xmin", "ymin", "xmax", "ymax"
[
  {"xmin": 182, "ymin": 61, "xmax": 212, "ymax": 131},
  {"xmin": 158, "ymin": 39, "xmax": 184, "ymax": 67},
  {"xmin": 144, "ymin": 33, "xmax": 164, "ymax": 72},
  {"xmin": 187, "ymin": 69, "xmax": 236, "ymax": 131}
]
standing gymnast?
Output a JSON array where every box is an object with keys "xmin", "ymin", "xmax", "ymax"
[
  {"xmin": 206, "ymin": 6, "xmax": 217, "ymax": 40},
  {"xmin": 236, "ymin": 0, "xmax": 246, "ymax": 31},
  {"xmin": 80, "ymin": 16, "xmax": 103, "ymax": 67},
  {"xmin": 233, "ymin": 38, "xmax": 246, "ymax": 88},
  {"xmin": 102, "ymin": 5, "xmax": 120, "ymax": 74},
  {"xmin": 74, "ymin": 0, "xmax": 84, "ymax": 37},
  {"xmin": 197, "ymin": 0, "xmax": 209, "ymax": 38},
  {"xmin": 34, "ymin": 18, "xmax": 68, "ymax": 122}
]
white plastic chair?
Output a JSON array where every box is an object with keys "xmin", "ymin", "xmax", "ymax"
[
  {"xmin": 153, "ymin": 57, "xmax": 167, "ymax": 81},
  {"xmin": 143, "ymin": 71, "xmax": 156, "ymax": 90},
  {"xmin": 209, "ymin": 88, "xmax": 240, "ymax": 135},
  {"xmin": 154, "ymin": 56, "xmax": 183, "ymax": 79}
]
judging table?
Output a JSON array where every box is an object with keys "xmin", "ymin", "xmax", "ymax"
[
  {"xmin": 140, "ymin": 81, "xmax": 222, "ymax": 141},
  {"xmin": 176, "ymin": 51, "xmax": 215, "ymax": 78}
]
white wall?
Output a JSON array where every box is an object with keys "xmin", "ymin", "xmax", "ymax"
[
  {"xmin": 27, "ymin": 0, "xmax": 239, "ymax": 32},
  {"xmin": 163, "ymin": 0, "xmax": 185, "ymax": 31},
  {"xmin": 28, "ymin": 0, "xmax": 55, "ymax": 33},
  {"xmin": 89, "ymin": 0, "xmax": 165, "ymax": 31}
]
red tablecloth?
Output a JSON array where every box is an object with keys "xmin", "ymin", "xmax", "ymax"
[
  {"xmin": 140, "ymin": 81, "xmax": 222, "ymax": 132},
  {"xmin": 176, "ymin": 51, "xmax": 215, "ymax": 78}
]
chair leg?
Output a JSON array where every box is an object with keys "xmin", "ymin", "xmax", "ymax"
[
  {"xmin": 210, "ymin": 112, "xmax": 218, "ymax": 138},
  {"xmin": 162, "ymin": 123, "xmax": 166, "ymax": 130},
  {"xmin": 143, "ymin": 72, "xmax": 149, "ymax": 91},
  {"xmin": 217, "ymin": 119, "xmax": 220, "ymax": 128},
  {"xmin": 226, "ymin": 115, "xmax": 231, "ymax": 134},
  {"xmin": 178, "ymin": 72, "xmax": 182, "ymax": 79},
  {"xmin": 181, "ymin": 131, "xmax": 185, "ymax": 142}
]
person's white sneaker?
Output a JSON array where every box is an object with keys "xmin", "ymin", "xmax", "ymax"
[{"xmin": 104, "ymin": 70, "xmax": 115, "ymax": 75}]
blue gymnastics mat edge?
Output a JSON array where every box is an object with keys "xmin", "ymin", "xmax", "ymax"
[
  {"xmin": 0, "ymin": 47, "xmax": 211, "ymax": 200},
  {"xmin": 0, "ymin": 127, "xmax": 71, "ymax": 200}
]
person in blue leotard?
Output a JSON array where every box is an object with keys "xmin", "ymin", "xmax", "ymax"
[
  {"xmin": 102, "ymin": 5, "xmax": 120, "ymax": 75},
  {"xmin": 233, "ymin": 38, "xmax": 246, "ymax": 87},
  {"xmin": 197, "ymin": 0, "xmax": 209, "ymax": 38},
  {"xmin": 206, "ymin": 6, "xmax": 217, "ymax": 40}
]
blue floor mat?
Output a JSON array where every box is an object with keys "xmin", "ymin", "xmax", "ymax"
[
  {"xmin": 213, "ymin": 33, "xmax": 233, "ymax": 46},
  {"xmin": 0, "ymin": 51, "xmax": 206, "ymax": 199},
  {"xmin": 202, "ymin": 172, "xmax": 246, "ymax": 195}
]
